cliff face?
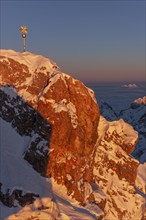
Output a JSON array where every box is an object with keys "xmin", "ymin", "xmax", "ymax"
[
  {"xmin": 0, "ymin": 50, "xmax": 100, "ymax": 203},
  {"xmin": 0, "ymin": 50, "xmax": 145, "ymax": 219}
]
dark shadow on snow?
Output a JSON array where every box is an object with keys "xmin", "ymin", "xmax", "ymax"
[{"xmin": 0, "ymin": 85, "xmax": 57, "ymax": 218}]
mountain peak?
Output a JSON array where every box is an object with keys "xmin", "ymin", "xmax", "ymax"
[
  {"xmin": 0, "ymin": 49, "xmax": 59, "ymax": 74},
  {"xmin": 0, "ymin": 49, "xmax": 100, "ymax": 205}
]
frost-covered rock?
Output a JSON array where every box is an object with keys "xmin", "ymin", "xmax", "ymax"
[{"xmin": 94, "ymin": 116, "xmax": 145, "ymax": 219}]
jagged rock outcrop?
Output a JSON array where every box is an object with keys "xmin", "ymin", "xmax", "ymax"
[
  {"xmin": 0, "ymin": 50, "xmax": 100, "ymax": 203},
  {"xmin": 94, "ymin": 116, "xmax": 144, "ymax": 219},
  {"xmin": 38, "ymin": 76, "xmax": 100, "ymax": 202}
]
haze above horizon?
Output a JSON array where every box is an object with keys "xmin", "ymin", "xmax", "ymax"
[{"xmin": 1, "ymin": 0, "xmax": 145, "ymax": 82}]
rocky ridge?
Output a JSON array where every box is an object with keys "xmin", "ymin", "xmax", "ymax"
[{"xmin": 100, "ymin": 98, "xmax": 146, "ymax": 163}]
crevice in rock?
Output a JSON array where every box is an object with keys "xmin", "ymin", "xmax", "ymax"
[
  {"xmin": 36, "ymin": 70, "xmax": 61, "ymax": 111},
  {"xmin": 24, "ymin": 70, "xmax": 61, "ymax": 176}
]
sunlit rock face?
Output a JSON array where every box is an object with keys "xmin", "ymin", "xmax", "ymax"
[
  {"xmin": 0, "ymin": 50, "xmax": 100, "ymax": 203},
  {"xmin": 37, "ymin": 72, "xmax": 100, "ymax": 203}
]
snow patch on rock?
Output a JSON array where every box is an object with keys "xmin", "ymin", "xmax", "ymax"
[
  {"xmin": 0, "ymin": 49, "xmax": 59, "ymax": 75},
  {"xmin": 136, "ymin": 163, "xmax": 146, "ymax": 194},
  {"xmin": 51, "ymin": 99, "xmax": 78, "ymax": 128}
]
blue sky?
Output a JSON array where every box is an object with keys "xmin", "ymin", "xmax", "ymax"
[{"xmin": 1, "ymin": 0, "xmax": 145, "ymax": 82}]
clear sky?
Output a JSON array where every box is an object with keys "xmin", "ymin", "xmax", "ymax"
[{"xmin": 1, "ymin": 0, "xmax": 145, "ymax": 82}]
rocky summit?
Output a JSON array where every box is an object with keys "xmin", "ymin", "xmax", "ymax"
[{"xmin": 0, "ymin": 50, "xmax": 145, "ymax": 220}]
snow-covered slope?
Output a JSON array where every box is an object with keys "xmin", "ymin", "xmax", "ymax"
[
  {"xmin": 0, "ymin": 118, "xmax": 56, "ymax": 219},
  {"xmin": 0, "ymin": 49, "xmax": 96, "ymax": 106},
  {"xmin": 0, "ymin": 118, "xmax": 102, "ymax": 220},
  {"xmin": 0, "ymin": 49, "xmax": 61, "ymax": 105},
  {"xmin": 0, "ymin": 49, "xmax": 59, "ymax": 75}
]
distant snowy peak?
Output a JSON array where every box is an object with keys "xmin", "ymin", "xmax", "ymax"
[
  {"xmin": 122, "ymin": 83, "xmax": 138, "ymax": 88},
  {"xmin": 133, "ymin": 96, "xmax": 146, "ymax": 105}
]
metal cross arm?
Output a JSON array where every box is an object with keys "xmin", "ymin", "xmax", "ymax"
[{"xmin": 20, "ymin": 26, "xmax": 28, "ymax": 52}]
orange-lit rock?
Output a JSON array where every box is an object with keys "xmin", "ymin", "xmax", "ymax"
[{"xmin": 0, "ymin": 50, "xmax": 100, "ymax": 203}]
